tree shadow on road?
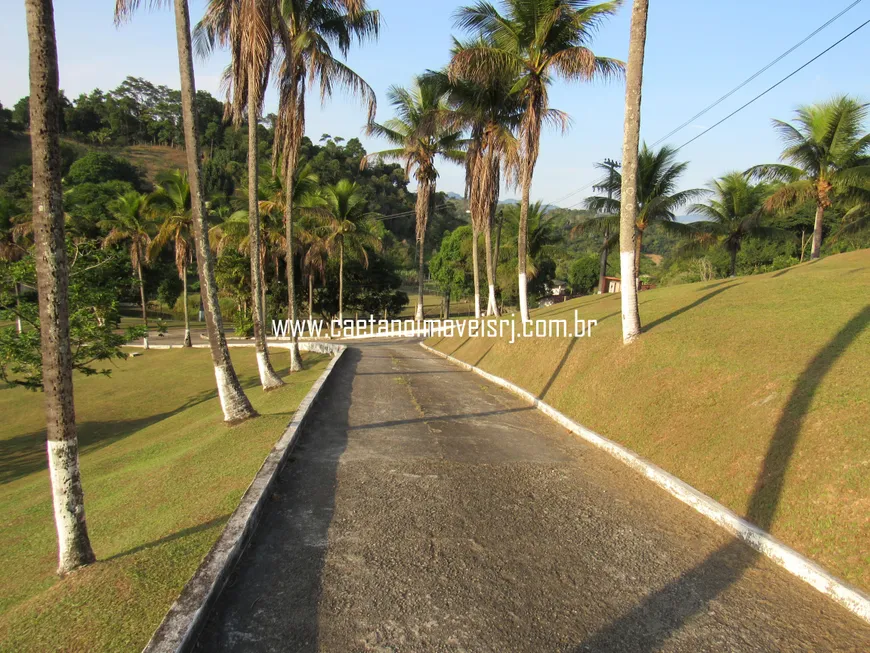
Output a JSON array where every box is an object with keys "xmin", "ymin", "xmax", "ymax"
[
  {"xmin": 574, "ymin": 304, "xmax": 870, "ymax": 651},
  {"xmin": 195, "ymin": 347, "xmax": 360, "ymax": 652}
]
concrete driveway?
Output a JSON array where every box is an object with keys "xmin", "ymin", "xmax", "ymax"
[{"xmin": 196, "ymin": 340, "xmax": 870, "ymax": 652}]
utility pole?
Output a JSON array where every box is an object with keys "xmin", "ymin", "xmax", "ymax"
[{"xmin": 598, "ymin": 158, "xmax": 620, "ymax": 293}]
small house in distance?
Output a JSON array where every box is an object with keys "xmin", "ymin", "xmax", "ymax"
[{"xmin": 603, "ymin": 276, "xmax": 621, "ymax": 293}]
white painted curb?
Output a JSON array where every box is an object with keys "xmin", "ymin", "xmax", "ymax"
[
  {"xmin": 419, "ymin": 342, "xmax": 870, "ymax": 624},
  {"xmin": 141, "ymin": 342, "xmax": 347, "ymax": 652}
]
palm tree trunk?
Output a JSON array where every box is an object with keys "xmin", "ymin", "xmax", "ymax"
[
  {"xmin": 598, "ymin": 227, "xmax": 610, "ymax": 294},
  {"xmin": 339, "ymin": 241, "xmax": 344, "ymax": 322},
  {"xmin": 136, "ymin": 256, "xmax": 150, "ymax": 349},
  {"xmin": 25, "ymin": 0, "xmax": 96, "ymax": 574},
  {"xmin": 484, "ymin": 222, "xmax": 499, "ymax": 316},
  {"xmin": 248, "ymin": 80, "xmax": 283, "ymax": 390},
  {"xmin": 415, "ymin": 179, "xmax": 432, "ymax": 322},
  {"xmin": 810, "ymin": 203, "xmax": 824, "ymax": 260},
  {"xmin": 729, "ymin": 247, "xmax": 738, "ymax": 277},
  {"xmin": 181, "ymin": 266, "xmax": 191, "ymax": 347},
  {"xmin": 471, "ymin": 224, "xmax": 481, "ymax": 319},
  {"xmin": 308, "ymin": 275, "xmax": 313, "ymax": 321},
  {"xmin": 444, "ymin": 292, "xmax": 450, "ymax": 319},
  {"xmin": 173, "ymin": 0, "xmax": 256, "ymax": 423},
  {"xmin": 283, "ymin": 166, "xmax": 302, "ymax": 371},
  {"xmin": 619, "ymin": 0, "xmax": 648, "ymax": 344},
  {"xmin": 518, "ymin": 162, "xmax": 531, "ymax": 322}
]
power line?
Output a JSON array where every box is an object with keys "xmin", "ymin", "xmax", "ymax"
[
  {"xmin": 674, "ymin": 17, "xmax": 870, "ymax": 152},
  {"xmin": 550, "ymin": 0, "xmax": 867, "ymax": 209},
  {"xmin": 651, "ymin": 0, "xmax": 865, "ymax": 148}
]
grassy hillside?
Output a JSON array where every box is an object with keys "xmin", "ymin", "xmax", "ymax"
[
  {"xmin": 0, "ymin": 348, "xmax": 327, "ymax": 651},
  {"xmin": 0, "ymin": 133, "xmax": 188, "ymax": 184},
  {"xmin": 427, "ymin": 250, "xmax": 870, "ymax": 591}
]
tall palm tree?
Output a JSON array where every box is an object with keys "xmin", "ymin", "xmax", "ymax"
[
  {"xmin": 591, "ymin": 158, "xmax": 620, "ymax": 293},
  {"xmin": 196, "ymin": 0, "xmax": 284, "ymax": 390},
  {"xmin": 747, "ymin": 96, "xmax": 870, "ymax": 260},
  {"xmin": 688, "ymin": 173, "xmax": 779, "ymax": 277},
  {"xmin": 427, "ymin": 62, "xmax": 522, "ymax": 318},
  {"xmin": 451, "ymin": 0, "xmax": 623, "ymax": 322},
  {"xmin": 148, "ymin": 170, "xmax": 195, "ymax": 346},
  {"xmin": 26, "ymin": 0, "xmax": 96, "ymax": 574},
  {"xmin": 364, "ymin": 78, "xmax": 466, "ymax": 321},
  {"xmin": 103, "ymin": 192, "xmax": 155, "ymax": 349},
  {"xmin": 617, "ymin": 0, "xmax": 647, "ymax": 343},
  {"xmin": 585, "ymin": 144, "xmax": 705, "ymax": 282},
  {"xmin": 272, "ymin": 0, "xmax": 378, "ymax": 364},
  {"xmin": 320, "ymin": 179, "xmax": 382, "ymax": 321},
  {"xmin": 115, "ymin": 0, "xmax": 257, "ymax": 423}
]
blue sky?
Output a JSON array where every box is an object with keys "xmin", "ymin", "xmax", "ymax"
[{"xmin": 3, "ymin": 0, "xmax": 869, "ymax": 207}]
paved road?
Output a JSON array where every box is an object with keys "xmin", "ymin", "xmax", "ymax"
[{"xmin": 196, "ymin": 341, "xmax": 870, "ymax": 652}]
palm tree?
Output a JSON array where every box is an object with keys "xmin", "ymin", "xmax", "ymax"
[
  {"xmin": 272, "ymin": 0, "xmax": 379, "ymax": 365},
  {"xmin": 590, "ymin": 158, "xmax": 620, "ymax": 293},
  {"xmin": 688, "ymin": 173, "xmax": 779, "ymax": 277},
  {"xmin": 103, "ymin": 192, "xmax": 155, "ymax": 349},
  {"xmin": 148, "ymin": 170, "xmax": 195, "ymax": 346},
  {"xmin": 747, "ymin": 96, "xmax": 870, "ymax": 260},
  {"xmin": 26, "ymin": 0, "xmax": 96, "ymax": 574},
  {"xmin": 427, "ymin": 62, "xmax": 522, "ymax": 318},
  {"xmin": 196, "ymin": 0, "xmax": 284, "ymax": 390},
  {"xmin": 586, "ymin": 144, "xmax": 705, "ymax": 283},
  {"xmin": 115, "ymin": 0, "xmax": 257, "ymax": 423},
  {"xmin": 364, "ymin": 78, "xmax": 466, "ymax": 321},
  {"xmin": 320, "ymin": 179, "xmax": 382, "ymax": 321},
  {"xmin": 451, "ymin": 0, "xmax": 623, "ymax": 322}
]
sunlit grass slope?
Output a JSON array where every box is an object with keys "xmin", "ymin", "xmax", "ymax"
[
  {"xmin": 428, "ymin": 250, "xmax": 870, "ymax": 591},
  {"xmin": 0, "ymin": 348, "xmax": 327, "ymax": 651}
]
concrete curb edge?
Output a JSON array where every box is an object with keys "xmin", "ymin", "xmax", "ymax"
[
  {"xmin": 419, "ymin": 341, "xmax": 870, "ymax": 624},
  {"xmin": 141, "ymin": 341, "xmax": 347, "ymax": 652}
]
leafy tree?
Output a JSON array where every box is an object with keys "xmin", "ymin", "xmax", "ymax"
[
  {"xmin": 0, "ymin": 245, "xmax": 145, "ymax": 390},
  {"xmin": 568, "ymin": 255, "xmax": 599, "ymax": 294},
  {"xmin": 451, "ymin": 0, "xmax": 623, "ymax": 321},
  {"xmin": 12, "ymin": 96, "xmax": 30, "ymax": 129},
  {"xmin": 65, "ymin": 151, "xmax": 147, "ymax": 190},
  {"xmin": 747, "ymin": 96, "xmax": 870, "ymax": 260},
  {"xmin": 430, "ymin": 226, "xmax": 474, "ymax": 317}
]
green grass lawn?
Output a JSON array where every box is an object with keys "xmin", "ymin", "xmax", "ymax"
[
  {"xmin": 0, "ymin": 347, "xmax": 328, "ymax": 651},
  {"xmin": 427, "ymin": 249, "xmax": 870, "ymax": 591}
]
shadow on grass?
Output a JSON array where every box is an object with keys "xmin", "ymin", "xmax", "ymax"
[
  {"xmin": 0, "ymin": 387, "xmax": 219, "ymax": 485},
  {"xmin": 196, "ymin": 346, "xmax": 361, "ymax": 652},
  {"xmin": 644, "ymin": 283, "xmax": 741, "ymax": 333},
  {"xmin": 105, "ymin": 515, "xmax": 230, "ymax": 562},
  {"xmin": 574, "ymin": 304, "xmax": 870, "ymax": 651},
  {"xmin": 771, "ymin": 259, "xmax": 818, "ymax": 278}
]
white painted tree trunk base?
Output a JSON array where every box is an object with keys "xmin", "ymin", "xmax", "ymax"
[
  {"xmin": 143, "ymin": 336, "xmax": 149, "ymax": 350},
  {"xmin": 256, "ymin": 351, "xmax": 285, "ymax": 390},
  {"xmin": 620, "ymin": 250, "xmax": 641, "ymax": 344},
  {"xmin": 474, "ymin": 291, "xmax": 481, "ymax": 319},
  {"xmin": 415, "ymin": 302, "xmax": 424, "ymax": 322},
  {"xmin": 214, "ymin": 365, "xmax": 258, "ymax": 423},
  {"xmin": 486, "ymin": 285, "xmax": 499, "ymax": 316},
  {"xmin": 518, "ymin": 273, "xmax": 530, "ymax": 322},
  {"xmin": 289, "ymin": 342, "xmax": 303, "ymax": 372},
  {"xmin": 47, "ymin": 438, "xmax": 94, "ymax": 574}
]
